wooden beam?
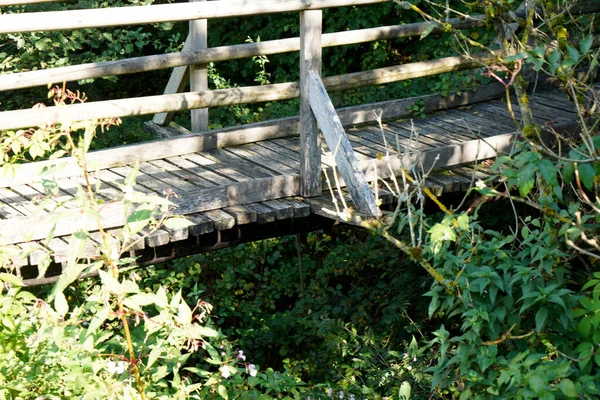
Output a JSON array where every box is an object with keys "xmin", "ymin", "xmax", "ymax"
[
  {"xmin": 0, "ymin": 0, "xmax": 390, "ymax": 34},
  {"xmin": 153, "ymin": 36, "xmax": 191, "ymax": 126},
  {"xmin": 0, "ymin": 17, "xmax": 488, "ymax": 92},
  {"xmin": 308, "ymin": 71, "xmax": 379, "ymax": 216},
  {"xmin": 0, "ymin": 82, "xmax": 507, "ymax": 188},
  {"xmin": 0, "ymin": 174, "xmax": 299, "ymax": 245},
  {"xmin": 189, "ymin": 0, "xmax": 209, "ymax": 133},
  {"xmin": 299, "ymin": 9, "xmax": 322, "ymax": 197},
  {"xmin": 0, "ymin": 82, "xmax": 300, "ymax": 131},
  {"xmin": 0, "ymin": 0, "xmax": 66, "ymax": 5}
]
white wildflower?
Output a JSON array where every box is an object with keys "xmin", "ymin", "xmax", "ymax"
[
  {"xmin": 328, "ymin": 388, "xmax": 333, "ymax": 397},
  {"xmin": 248, "ymin": 364, "xmax": 258, "ymax": 377},
  {"xmin": 237, "ymin": 350, "xmax": 246, "ymax": 361},
  {"xmin": 339, "ymin": 390, "xmax": 344, "ymax": 399},
  {"xmin": 220, "ymin": 365, "xmax": 231, "ymax": 378},
  {"xmin": 107, "ymin": 360, "xmax": 127, "ymax": 374}
]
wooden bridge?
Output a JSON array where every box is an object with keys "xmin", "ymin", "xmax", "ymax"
[{"xmin": 0, "ymin": 0, "xmax": 592, "ymax": 285}]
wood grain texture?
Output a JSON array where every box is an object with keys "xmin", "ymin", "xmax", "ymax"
[
  {"xmin": 0, "ymin": 0, "xmax": 389, "ymax": 34},
  {"xmin": 308, "ymin": 71, "xmax": 379, "ymax": 216},
  {"xmin": 299, "ymin": 9, "xmax": 323, "ymax": 197}
]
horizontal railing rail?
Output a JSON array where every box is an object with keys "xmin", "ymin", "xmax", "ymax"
[{"xmin": 1, "ymin": 0, "xmax": 599, "ymax": 200}]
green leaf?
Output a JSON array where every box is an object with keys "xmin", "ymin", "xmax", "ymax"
[
  {"xmin": 420, "ymin": 23, "xmax": 435, "ymax": 40},
  {"xmin": 124, "ymin": 161, "xmax": 139, "ymax": 187},
  {"xmin": 457, "ymin": 214, "xmax": 469, "ymax": 230},
  {"xmin": 529, "ymin": 375, "xmax": 546, "ymax": 395},
  {"xmin": 538, "ymin": 159, "xmax": 558, "ymax": 186},
  {"xmin": 0, "ymin": 272, "xmax": 23, "ymax": 286},
  {"xmin": 535, "ymin": 308, "xmax": 548, "ymax": 332},
  {"xmin": 146, "ymin": 344, "xmax": 162, "ymax": 370},
  {"xmin": 578, "ymin": 317, "xmax": 592, "ymax": 337},
  {"xmin": 54, "ymin": 291, "xmax": 69, "ymax": 317},
  {"xmin": 559, "ymin": 378, "xmax": 577, "ymax": 398},
  {"xmin": 577, "ymin": 162, "xmax": 595, "ymax": 191},
  {"xmin": 217, "ymin": 384, "xmax": 228, "ymax": 400},
  {"xmin": 87, "ymin": 306, "xmax": 111, "ymax": 336},
  {"xmin": 518, "ymin": 176, "xmax": 535, "ymax": 197},
  {"xmin": 562, "ymin": 161, "xmax": 574, "ymax": 184},
  {"xmin": 429, "ymin": 223, "xmax": 456, "ymax": 243},
  {"xmin": 580, "ymin": 35, "xmax": 594, "ymax": 55},
  {"xmin": 399, "ymin": 381, "xmax": 412, "ymax": 399}
]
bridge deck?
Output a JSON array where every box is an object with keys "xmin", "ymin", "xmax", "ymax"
[{"xmin": 0, "ymin": 87, "xmax": 577, "ymax": 280}]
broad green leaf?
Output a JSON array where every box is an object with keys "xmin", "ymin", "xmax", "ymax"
[
  {"xmin": 578, "ymin": 317, "xmax": 591, "ymax": 337},
  {"xmin": 562, "ymin": 161, "xmax": 574, "ymax": 184},
  {"xmin": 98, "ymin": 269, "xmax": 121, "ymax": 294},
  {"xmin": 146, "ymin": 343, "xmax": 162, "ymax": 370},
  {"xmin": 128, "ymin": 293, "xmax": 157, "ymax": 307},
  {"xmin": 429, "ymin": 223, "xmax": 456, "ymax": 243},
  {"xmin": 54, "ymin": 291, "xmax": 69, "ymax": 317},
  {"xmin": 580, "ymin": 35, "xmax": 594, "ymax": 55},
  {"xmin": 535, "ymin": 308, "xmax": 548, "ymax": 332},
  {"xmin": 126, "ymin": 206, "xmax": 154, "ymax": 236},
  {"xmin": 218, "ymin": 384, "xmax": 228, "ymax": 400},
  {"xmin": 457, "ymin": 214, "xmax": 469, "ymax": 230},
  {"xmin": 559, "ymin": 378, "xmax": 577, "ymax": 398},
  {"xmin": 518, "ymin": 176, "xmax": 535, "ymax": 197},
  {"xmin": 420, "ymin": 23, "xmax": 435, "ymax": 40},
  {"xmin": 0, "ymin": 272, "xmax": 23, "ymax": 286},
  {"xmin": 529, "ymin": 375, "xmax": 546, "ymax": 395},
  {"xmin": 399, "ymin": 381, "xmax": 412, "ymax": 400},
  {"xmin": 577, "ymin": 162, "xmax": 595, "ymax": 191},
  {"xmin": 87, "ymin": 306, "xmax": 111, "ymax": 336},
  {"xmin": 538, "ymin": 159, "xmax": 558, "ymax": 186}
]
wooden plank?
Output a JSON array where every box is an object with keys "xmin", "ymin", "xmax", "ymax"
[
  {"xmin": 0, "ymin": 82, "xmax": 301, "ymax": 131},
  {"xmin": 153, "ymin": 36, "xmax": 192, "ymax": 126},
  {"xmin": 0, "ymin": 0, "xmax": 390, "ymax": 34},
  {"xmin": 428, "ymin": 170, "xmax": 472, "ymax": 192},
  {"xmin": 187, "ymin": 213, "xmax": 215, "ymax": 236},
  {"xmin": 170, "ymin": 154, "xmax": 235, "ymax": 186},
  {"xmin": 0, "ymin": 82, "xmax": 511, "ymax": 188},
  {"xmin": 0, "ymin": 174, "xmax": 300, "ymax": 245},
  {"xmin": 223, "ymin": 205, "xmax": 257, "ymax": 225},
  {"xmin": 145, "ymin": 229, "xmax": 170, "ymax": 247},
  {"xmin": 308, "ymin": 71, "xmax": 379, "ymax": 216},
  {"xmin": 174, "ymin": 174, "xmax": 300, "ymax": 215},
  {"xmin": 226, "ymin": 145, "xmax": 299, "ymax": 176},
  {"xmin": 261, "ymin": 200, "xmax": 294, "ymax": 220},
  {"xmin": 0, "ymin": 16, "xmax": 488, "ymax": 92},
  {"xmin": 245, "ymin": 202, "xmax": 277, "ymax": 224},
  {"xmin": 189, "ymin": 0, "xmax": 209, "ymax": 133},
  {"xmin": 204, "ymin": 209, "xmax": 235, "ymax": 231},
  {"xmin": 299, "ymin": 9, "xmax": 322, "ymax": 197},
  {"xmin": 282, "ymin": 198, "xmax": 310, "ymax": 218},
  {"xmin": 148, "ymin": 158, "xmax": 215, "ymax": 188}
]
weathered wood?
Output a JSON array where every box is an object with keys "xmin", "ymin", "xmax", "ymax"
[
  {"xmin": 322, "ymin": 51, "xmax": 498, "ymax": 92},
  {"xmin": 0, "ymin": 0, "xmax": 65, "ymax": 5},
  {"xmin": 153, "ymin": 36, "xmax": 191, "ymax": 126},
  {"xmin": 245, "ymin": 203, "xmax": 277, "ymax": 224},
  {"xmin": 0, "ymin": 17, "xmax": 487, "ymax": 92},
  {"xmin": 308, "ymin": 71, "xmax": 379, "ymax": 216},
  {"xmin": 261, "ymin": 200, "xmax": 294, "ymax": 220},
  {"xmin": 189, "ymin": 0, "xmax": 209, "ymax": 132},
  {"xmin": 283, "ymin": 199, "xmax": 311, "ymax": 218},
  {"xmin": 0, "ymin": 0, "xmax": 390, "ymax": 34},
  {"xmin": 299, "ymin": 9, "xmax": 322, "ymax": 197},
  {"xmin": 0, "ymin": 82, "xmax": 508, "ymax": 189},
  {"xmin": 0, "ymin": 174, "xmax": 300, "ymax": 245},
  {"xmin": 145, "ymin": 229, "xmax": 170, "ymax": 247},
  {"xmin": 0, "ymin": 83, "xmax": 300, "ymax": 131},
  {"xmin": 187, "ymin": 213, "xmax": 215, "ymax": 236},
  {"xmin": 204, "ymin": 209, "xmax": 235, "ymax": 231},
  {"xmin": 223, "ymin": 205, "xmax": 257, "ymax": 225}
]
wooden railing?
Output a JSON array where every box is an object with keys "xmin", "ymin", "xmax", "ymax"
[{"xmin": 1, "ymin": 0, "xmax": 599, "ymax": 214}]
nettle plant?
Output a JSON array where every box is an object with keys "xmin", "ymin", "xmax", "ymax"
[
  {"xmin": 0, "ymin": 87, "xmax": 280, "ymax": 399},
  {"xmin": 364, "ymin": 0, "xmax": 600, "ymax": 398}
]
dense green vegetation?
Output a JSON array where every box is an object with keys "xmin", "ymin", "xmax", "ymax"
[{"xmin": 2, "ymin": 0, "xmax": 600, "ymax": 399}]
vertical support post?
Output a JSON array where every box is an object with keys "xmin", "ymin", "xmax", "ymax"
[
  {"xmin": 189, "ymin": 0, "xmax": 208, "ymax": 132},
  {"xmin": 299, "ymin": 9, "xmax": 322, "ymax": 197}
]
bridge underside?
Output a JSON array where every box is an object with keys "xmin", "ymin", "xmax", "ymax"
[{"xmin": 0, "ymin": 86, "xmax": 578, "ymax": 285}]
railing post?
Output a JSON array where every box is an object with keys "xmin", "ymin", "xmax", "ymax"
[
  {"xmin": 299, "ymin": 9, "xmax": 322, "ymax": 197},
  {"xmin": 189, "ymin": 0, "xmax": 208, "ymax": 132}
]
